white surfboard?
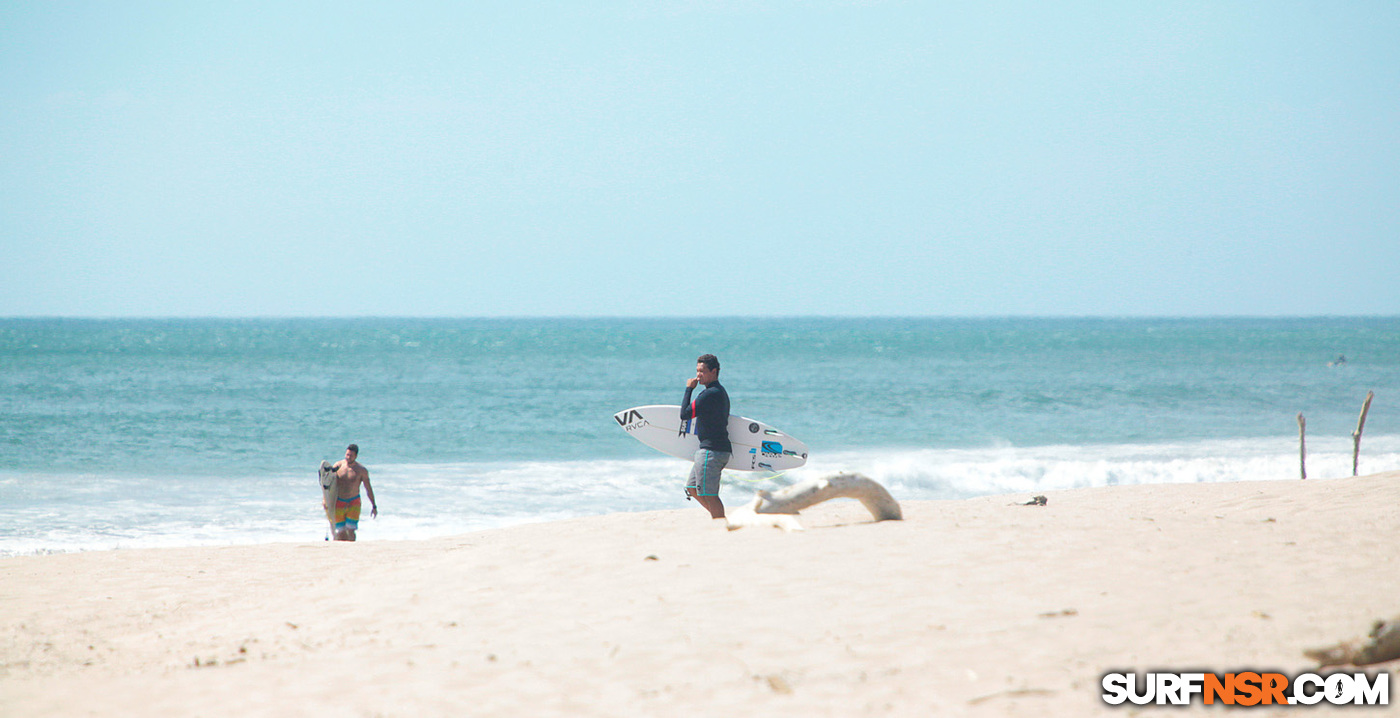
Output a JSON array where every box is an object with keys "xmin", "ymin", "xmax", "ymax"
[
  {"xmin": 318, "ymin": 460, "xmax": 338, "ymax": 532},
  {"xmin": 613, "ymin": 405, "xmax": 809, "ymax": 472}
]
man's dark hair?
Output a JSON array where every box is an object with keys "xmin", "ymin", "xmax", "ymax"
[
  {"xmin": 697, "ymin": 354, "xmax": 720, "ymax": 372},
  {"xmin": 347, "ymin": 443, "xmax": 359, "ymax": 455}
]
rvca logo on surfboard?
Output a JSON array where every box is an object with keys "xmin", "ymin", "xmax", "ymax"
[{"xmin": 613, "ymin": 409, "xmax": 648, "ymax": 432}]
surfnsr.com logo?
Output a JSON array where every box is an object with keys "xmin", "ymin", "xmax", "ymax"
[{"xmin": 1101, "ymin": 671, "xmax": 1389, "ymax": 707}]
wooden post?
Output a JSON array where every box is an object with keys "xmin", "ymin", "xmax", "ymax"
[
  {"xmin": 1297, "ymin": 413, "xmax": 1307, "ymax": 480},
  {"xmin": 1353, "ymin": 390, "xmax": 1375, "ymax": 477}
]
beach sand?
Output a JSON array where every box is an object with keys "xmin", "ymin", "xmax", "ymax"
[{"xmin": 4, "ymin": 472, "xmax": 1399, "ymax": 716}]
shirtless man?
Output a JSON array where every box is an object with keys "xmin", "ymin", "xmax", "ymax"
[{"xmin": 328, "ymin": 444, "xmax": 378, "ymax": 541}]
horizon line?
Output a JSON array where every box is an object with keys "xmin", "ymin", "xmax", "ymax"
[{"xmin": 2, "ymin": 313, "xmax": 1398, "ymax": 322}]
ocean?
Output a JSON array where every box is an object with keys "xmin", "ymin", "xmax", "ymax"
[{"xmin": 2, "ymin": 317, "xmax": 1397, "ymax": 556}]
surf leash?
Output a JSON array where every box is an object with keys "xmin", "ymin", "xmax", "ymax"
[{"xmin": 725, "ymin": 469, "xmax": 790, "ymax": 483}]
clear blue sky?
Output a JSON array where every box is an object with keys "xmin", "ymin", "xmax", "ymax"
[{"xmin": 2, "ymin": 1, "xmax": 1397, "ymax": 317}]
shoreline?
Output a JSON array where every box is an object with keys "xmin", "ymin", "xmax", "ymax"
[
  {"xmin": 4, "ymin": 472, "xmax": 1399, "ymax": 716},
  {"xmin": 9, "ymin": 434, "xmax": 1400, "ymax": 558}
]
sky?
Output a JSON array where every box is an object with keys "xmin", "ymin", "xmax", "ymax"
[{"xmin": 1, "ymin": 1, "xmax": 1397, "ymax": 318}]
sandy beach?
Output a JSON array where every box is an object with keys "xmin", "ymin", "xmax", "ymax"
[{"xmin": 4, "ymin": 472, "xmax": 1399, "ymax": 717}]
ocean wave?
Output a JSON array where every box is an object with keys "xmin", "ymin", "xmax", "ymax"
[
  {"xmin": 2, "ymin": 435, "xmax": 1396, "ymax": 556},
  {"xmin": 784, "ymin": 435, "xmax": 1400, "ymax": 499}
]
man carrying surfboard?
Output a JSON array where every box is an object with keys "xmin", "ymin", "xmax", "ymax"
[
  {"xmin": 328, "ymin": 444, "xmax": 378, "ymax": 541},
  {"xmin": 681, "ymin": 354, "xmax": 731, "ymax": 520}
]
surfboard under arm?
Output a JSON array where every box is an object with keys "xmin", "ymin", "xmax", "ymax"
[
  {"xmin": 613, "ymin": 405, "xmax": 809, "ymax": 472},
  {"xmin": 318, "ymin": 461, "xmax": 338, "ymax": 530}
]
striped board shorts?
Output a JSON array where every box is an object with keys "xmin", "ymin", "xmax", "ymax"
[{"xmin": 334, "ymin": 494, "xmax": 361, "ymax": 530}]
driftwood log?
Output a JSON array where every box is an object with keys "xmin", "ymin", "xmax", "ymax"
[
  {"xmin": 753, "ymin": 473, "xmax": 902, "ymax": 521},
  {"xmin": 726, "ymin": 473, "xmax": 902, "ymax": 532},
  {"xmin": 1305, "ymin": 616, "xmax": 1400, "ymax": 667}
]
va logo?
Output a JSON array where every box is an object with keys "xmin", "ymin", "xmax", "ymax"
[{"xmin": 614, "ymin": 410, "xmax": 647, "ymax": 431}]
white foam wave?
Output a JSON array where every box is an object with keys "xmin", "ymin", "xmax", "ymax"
[
  {"xmin": 3, "ymin": 435, "xmax": 1397, "ymax": 556},
  {"xmin": 779, "ymin": 435, "xmax": 1400, "ymax": 499}
]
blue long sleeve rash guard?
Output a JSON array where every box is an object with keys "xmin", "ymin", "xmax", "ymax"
[{"xmin": 681, "ymin": 381, "xmax": 732, "ymax": 453}]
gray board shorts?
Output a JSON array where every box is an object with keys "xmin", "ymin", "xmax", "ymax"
[{"xmin": 686, "ymin": 449, "xmax": 730, "ymax": 497}]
